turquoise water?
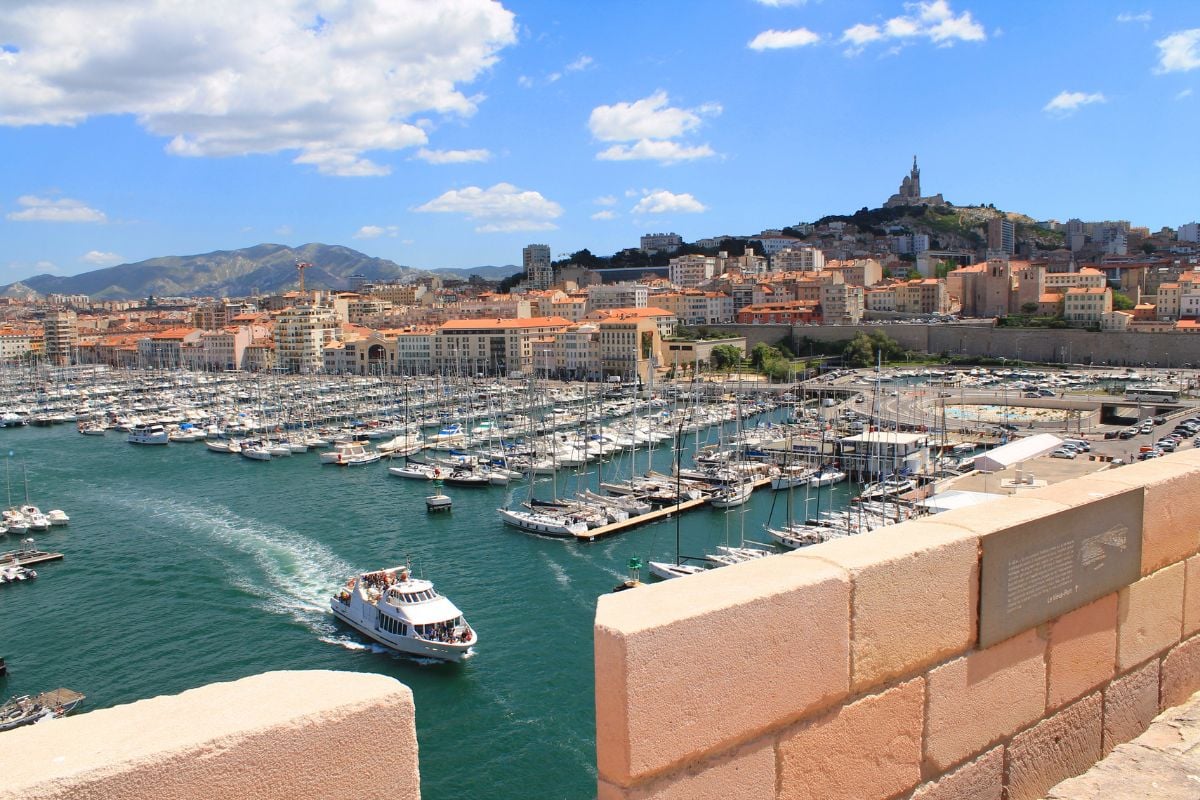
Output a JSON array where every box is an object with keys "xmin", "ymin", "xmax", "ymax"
[{"xmin": 0, "ymin": 414, "xmax": 834, "ymax": 798}]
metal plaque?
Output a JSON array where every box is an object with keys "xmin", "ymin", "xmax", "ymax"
[{"xmin": 979, "ymin": 489, "xmax": 1143, "ymax": 648}]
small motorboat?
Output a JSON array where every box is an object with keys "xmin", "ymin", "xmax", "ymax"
[{"xmin": 0, "ymin": 688, "xmax": 85, "ymax": 732}]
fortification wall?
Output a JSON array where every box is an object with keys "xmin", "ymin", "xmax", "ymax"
[
  {"xmin": 0, "ymin": 670, "xmax": 420, "ymax": 800},
  {"xmin": 594, "ymin": 449, "xmax": 1200, "ymax": 799}
]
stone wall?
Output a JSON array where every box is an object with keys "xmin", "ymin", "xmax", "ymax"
[
  {"xmin": 594, "ymin": 449, "xmax": 1200, "ymax": 799},
  {"xmin": 780, "ymin": 322, "xmax": 1200, "ymax": 368},
  {"xmin": 0, "ymin": 670, "xmax": 420, "ymax": 800}
]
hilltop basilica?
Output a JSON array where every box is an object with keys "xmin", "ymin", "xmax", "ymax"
[{"xmin": 884, "ymin": 156, "xmax": 945, "ymax": 208}]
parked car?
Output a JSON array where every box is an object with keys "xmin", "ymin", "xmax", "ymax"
[{"xmin": 1050, "ymin": 448, "xmax": 1077, "ymax": 459}]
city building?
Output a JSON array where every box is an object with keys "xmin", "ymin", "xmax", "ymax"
[
  {"xmin": 274, "ymin": 304, "xmax": 339, "ymax": 373},
  {"xmin": 819, "ymin": 283, "xmax": 864, "ymax": 324},
  {"xmin": 987, "ymin": 218, "xmax": 1016, "ymax": 256},
  {"xmin": 639, "ymin": 232, "xmax": 683, "ymax": 255},
  {"xmin": 1062, "ymin": 286, "xmax": 1112, "ymax": 327},
  {"xmin": 735, "ymin": 300, "xmax": 819, "ymax": 324},
  {"xmin": 42, "ymin": 310, "xmax": 78, "ymax": 366},
  {"xmin": 392, "ymin": 329, "xmax": 433, "ymax": 375},
  {"xmin": 432, "ymin": 316, "xmax": 570, "ymax": 376},
  {"xmin": 771, "ymin": 246, "xmax": 825, "ymax": 272},
  {"xmin": 668, "ymin": 254, "xmax": 719, "ymax": 288},
  {"xmin": 585, "ymin": 283, "xmax": 648, "ymax": 312},
  {"xmin": 523, "ymin": 244, "xmax": 553, "ymax": 290},
  {"xmin": 894, "ymin": 278, "xmax": 951, "ymax": 315},
  {"xmin": 655, "ymin": 290, "xmax": 732, "ymax": 325},
  {"xmin": 1180, "ymin": 222, "xmax": 1200, "ymax": 243},
  {"xmin": 137, "ymin": 327, "xmax": 203, "ymax": 369}
]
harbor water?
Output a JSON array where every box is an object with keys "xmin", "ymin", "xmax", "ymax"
[{"xmin": 0, "ymin": 413, "xmax": 843, "ymax": 798}]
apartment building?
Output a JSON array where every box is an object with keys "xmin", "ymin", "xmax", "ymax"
[
  {"xmin": 137, "ymin": 327, "xmax": 203, "ymax": 368},
  {"xmin": 735, "ymin": 300, "xmax": 819, "ymax": 324},
  {"xmin": 639, "ymin": 232, "xmax": 683, "ymax": 255},
  {"xmin": 865, "ymin": 286, "xmax": 897, "ymax": 313},
  {"xmin": 894, "ymin": 279, "xmax": 951, "ymax": 315},
  {"xmin": 825, "ymin": 258, "xmax": 883, "ymax": 288},
  {"xmin": 585, "ymin": 306, "xmax": 677, "ymax": 340},
  {"xmin": 586, "ymin": 283, "xmax": 648, "ymax": 311},
  {"xmin": 523, "ymin": 244, "xmax": 553, "ymax": 290},
  {"xmin": 42, "ymin": 310, "xmax": 78, "ymax": 366},
  {"xmin": 668, "ymin": 254, "xmax": 719, "ymax": 288},
  {"xmin": 432, "ymin": 316, "xmax": 571, "ymax": 376},
  {"xmin": 819, "ymin": 283, "xmax": 864, "ymax": 324},
  {"xmin": 180, "ymin": 326, "xmax": 252, "ymax": 371},
  {"xmin": 655, "ymin": 291, "xmax": 732, "ymax": 325},
  {"xmin": 392, "ymin": 329, "xmax": 433, "ymax": 375},
  {"xmin": 1063, "ymin": 287, "xmax": 1112, "ymax": 327},
  {"xmin": 274, "ymin": 305, "xmax": 339, "ymax": 373},
  {"xmin": 771, "ymin": 246, "xmax": 826, "ymax": 273},
  {"xmin": 0, "ymin": 328, "xmax": 33, "ymax": 362}
]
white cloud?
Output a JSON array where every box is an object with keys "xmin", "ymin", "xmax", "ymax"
[
  {"xmin": 842, "ymin": 1, "xmax": 985, "ymax": 55},
  {"xmin": 589, "ymin": 91, "xmax": 718, "ymax": 142},
  {"xmin": 754, "ymin": 0, "xmax": 807, "ymax": 6},
  {"xmin": 416, "ymin": 147, "xmax": 491, "ymax": 164},
  {"xmin": 589, "ymin": 91, "xmax": 719, "ymax": 164},
  {"xmin": 1116, "ymin": 11, "xmax": 1152, "ymax": 24},
  {"xmin": 7, "ymin": 195, "xmax": 106, "ymax": 223},
  {"xmin": 0, "ymin": 1, "xmax": 517, "ymax": 177},
  {"xmin": 353, "ymin": 225, "xmax": 399, "ymax": 239},
  {"xmin": 591, "ymin": 210, "xmax": 617, "ymax": 221},
  {"xmin": 1177, "ymin": 88, "xmax": 1194, "ymax": 100},
  {"xmin": 415, "ymin": 183, "xmax": 563, "ymax": 233},
  {"xmin": 597, "ymin": 140, "xmax": 716, "ymax": 163},
  {"xmin": 1043, "ymin": 90, "xmax": 1107, "ymax": 115},
  {"xmin": 748, "ymin": 28, "xmax": 821, "ymax": 51},
  {"xmin": 631, "ymin": 190, "xmax": 707, "ymax": 215},
  {"xmin": 274, "ymin": 224, "xmax": 293, "ymax": 237},
  {"xmin": 81, "ymin": 250, "xmax": 123, "ymax": 266},
  {"xmin": 517, "ymin": 75, "xmax": 534, "ymax": 89},
  {"xmin": 565, "ymin": 55, "xmax": 594, "ymax": 72},
  {"xmin": 1156, "ymin": 29, "xmax": 1200, "ymax": 74},
  {"xmin": 594, "ymin": 195, "xmax": 618, "ymax": 206}
]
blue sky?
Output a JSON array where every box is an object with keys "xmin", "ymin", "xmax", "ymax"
[{"xmin": 1, "ymin": 0, "xmax": 1198, "ymax": 281}]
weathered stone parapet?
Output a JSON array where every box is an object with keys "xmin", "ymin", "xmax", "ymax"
[
  {"xmin": 0, "ymin": 670, "xmax": 420, "ymax": 800},
  {"xmin": 595, "ymin": 448, "xmax": 1200, "ymax": 799}
]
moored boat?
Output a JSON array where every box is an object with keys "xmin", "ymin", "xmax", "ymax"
[{"xmin": 0, "ymin": 689, "xmax": 85, "ymax": 732}]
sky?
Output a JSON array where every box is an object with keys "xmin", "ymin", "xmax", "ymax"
[{"xmin": 1, "ymin": 0, "xmax": 1198, "ymax": 281}]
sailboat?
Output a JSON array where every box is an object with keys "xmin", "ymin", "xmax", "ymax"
[{"xmin": 648, "ymin": 423, "xmax": 709, "ymax": 580}]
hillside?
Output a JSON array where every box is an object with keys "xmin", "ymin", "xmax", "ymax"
[
  {"xmin": 0, "ymin": 243, "xmax": 429, "ymax": 300},
  {"xmin": 813, "ymin": 204, "xmax": 1065, "ymax": 252}
]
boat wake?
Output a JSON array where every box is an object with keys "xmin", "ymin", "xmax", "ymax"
[{"xmin": 110, "ymin": 493, "xmax": 355, "ymax": 635}]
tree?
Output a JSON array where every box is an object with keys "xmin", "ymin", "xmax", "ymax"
[
  {"xmin": 906, "ymin": 268, "xmax": 922, "ymax": 280},
  {"xmin": 935, "ymin": 260, "xmax": 955, "ymax": 279},
  {"xmin": 711, "ymin": 344, "xmax": 743, "ymax": 370},
  {"xmin": 749, "ymin": 342, "xmax": 782, "ymax": 369},
  {"xmin": 1021, "ymin": 302, "xmax": 1039, "ymax": 314},
  {"xmin": 1141, "ymin": 242, "xmax": 1156, "ymax": 255},
  {"xmin": 498, "ymin": 272, "xmax": 526, "ymax": 293},
  {"xmin": 1112, "ymin": 291, "xmax": 1135, "ymax": 311}
]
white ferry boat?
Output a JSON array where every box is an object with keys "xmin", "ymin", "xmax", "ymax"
[
  {"xmin": 330, "ymin": 565, "xmax": 477, "ymax": 662},
  {"xmin": 127, "ymin": 423, "xmax": 169, "ymax": 445}
]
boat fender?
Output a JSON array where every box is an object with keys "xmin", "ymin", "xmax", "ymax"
[{"xmin": 433, "ymin": 468, "xmax": 441, "ymax": 477}]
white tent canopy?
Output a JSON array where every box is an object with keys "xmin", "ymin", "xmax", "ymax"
[{"xmin": 973, "ymin": 433, "xmax": 1064, "ymax": 473}]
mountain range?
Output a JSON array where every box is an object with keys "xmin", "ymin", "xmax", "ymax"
[{"xmin": 0, "ymin": 243, "xmax": 521, "ymax": 301}]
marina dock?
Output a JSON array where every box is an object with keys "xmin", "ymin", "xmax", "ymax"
[
  {"xmin": 574, "ymin": 476, "xmax": 772, "ymax": 541},
  {"xmin": 0, "ymin": 549, "xmax": 63, "ymax": 568}
]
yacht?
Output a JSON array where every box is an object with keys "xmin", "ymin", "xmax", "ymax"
[
  {"xmin": 809, "ymin": 467, "xmax": 847, "ymax": 487},
  {"xmin": 320, "ymin": 441, "xmax": 381, "ymax": 466},
  {"xmin": 858, "ymin": 474, "xmax": 917, "ymax": 501},
  {"xmin": 330, "ymin": 565, "xmax": 476, "ymax": 662},
  {"xmin": 497, "ymin": 506, "xmax": 588, "ymax": 537},
  {"xmin": 127, "ymin": 423, "xmax": 169, "ymax": 445}
]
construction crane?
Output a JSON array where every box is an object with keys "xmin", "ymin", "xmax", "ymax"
[{"xmin": 295, "ymin": 260, "xmax": 312, "ymax": 298}]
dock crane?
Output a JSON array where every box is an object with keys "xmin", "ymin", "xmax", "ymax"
[{"xmin": 295, "ymin": 260, "xmax": 312, "ymax": 299}]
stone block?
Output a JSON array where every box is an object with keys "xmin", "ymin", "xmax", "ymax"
[
  {"xmin": 908, "ymin": 746, "xmax": 1002, "ymax": 800},
  {"xmin": 1117, "ymin": 562, "xmax": 1185, "ymax": 671},
  {"xmin": 0, "ymin": 671, "xmax": 419, "ymax": 800},
  {"xmin": 1004, "ymin": 693, "xmax": 1103, "ymax": 800},
  {"xmin": 805, "ymin": 520, "xmax": 978, "ymax": 691},
  {"xmin": 1099, "ymin": 456, "xmax": 1200, "ymax": 574},
  {"xmin": 925, "ymin": 628, "xmax": 1046, "ymax": 772},
  {"xmin": 595, "ymin": 554, "xmax": 850, "ymax": 785},
  {"xmin": 596, "ymin": 739, "xmax": 775, "ymax": 800},
  {"xmin": 1047, "ymin": 594, "xmax": 1117, "ymax": 709},
  {"xmin": 1185, "ymin": 555, "xmax": 1200, "ymax": 637},
  {"xmin": 1103, "ymin": 660, "xmax": 1160, "ymax": 754},
  {"xmin": 778, "ymin": 678, "xmax": 924, "ymax": 800},
  {"xmin": 1161, "ymin": 634, "xmax": 1200, "ymax": 710}
]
